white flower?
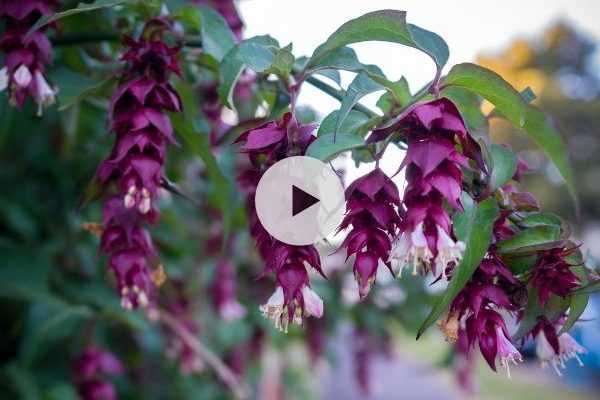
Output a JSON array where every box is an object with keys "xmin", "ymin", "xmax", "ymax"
[
  {"xmin": 260, "ymin": 287, "xmax": 288, "ymax": 332},
  {"xmin": 13, "ymin": 65, "xmax": 32, "ymax": 88},
  {"xmin": 0, "ymin": 67, "xmax": 8, "ymax": 91},
  {"xmin": 390, "ymin": 222, "xmax": 433, "ymax": 276},
  {"xmin": 536, "ymin": 329, "xmax": 586, "ymax": 376},
  {"xmin": 302, "ymin": 286, "xmax": 324, "ymax": 318},
  {"xmin": 495, "ymin": 326, "xmax": 522, "ymax": 378},
  {"xmin": 33, "ymin": 70, "xmax": 57, "ymax": 115},
  {"xmin": 220, "ymin": 300, "xmax": 247, "ymax": 322},
  {"xmin": 434, "ymin": 225, "xmax": 465, "ymax": 278},
  {"xmin": 558, "ymin": 333, "xmax": 587, "ymax": 367},
  {"xmin": 259, "ymin": 285, "xmax": 324, "ymax": 332}
]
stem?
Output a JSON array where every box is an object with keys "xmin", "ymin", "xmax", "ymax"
[
  {"xmin": 158, "ymin": 310, "xmax": 250, "ymax": 400},
  {"xmin": 303, "ymin": 76, "xmax": 378, "ymax": 118}
]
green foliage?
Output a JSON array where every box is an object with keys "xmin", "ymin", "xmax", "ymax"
[
  {"xmin": 443, "ymin": 63, "xmax": 577, "ymax": 208},
  {"xmin": 417, "ymin": 194, "xmax": 499, "ymax": 338},
  {"xmin": 487, "ymin": 143, "xmax": 518, "ymax": 191}
]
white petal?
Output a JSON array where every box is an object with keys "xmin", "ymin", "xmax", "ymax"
[
  {"xmin": 34, "ymin": 71, "xmax": 56, "ymax": 104},
  {"xmin": 302, "ymin": 286, "xmax": 323, "ymax": 318},
  {"xmin": 266, "ymin": 286, "xmax": 285, "ymax": 307},
  {"xmin": 14, "ymin": 65, "xmax": 32, "ymax": 88},
  {"xmin": 410, "ymin": 222, "xmax": 428, "ymax": 247},
  {"xmin": 0, "ymin": 67, "xmax": 8, "ymax": 91}
]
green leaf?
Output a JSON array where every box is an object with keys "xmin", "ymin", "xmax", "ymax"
[
  {"xmin": 443, "ymin": 63, "xmax": 577, "ymax": 208},
  {"xmin": 488, "ymin": 143, "xmax": 517, "ymax": 191},
  {"xmin": 513, "ymin": 289, "xmax": 570, "ymax": 340},
  {"xmin": 335, "ymin": 72, "xmax": 383, "ymax": 135},
  {"xmin": 197, "ymin": 5, "xmax": 236, "ymax": 62},
  {"xmin": 559, "ymin": 293, "xmax": 588, "ymax": 334},
  {"xmin": 573, "ymin": 280, "xmax": 600, "ymax": 295},
  {"xmin": 218, "ymin": 35, "xmax": 279, "ymax": 108},
  {"xmin": 307, "ymin": 10, "xmax": 448, "ymax": 73},
  {"xmin": 443, "ymin": 63, "xmax": 526, "ymax": 126},
  {"xmin": 441, "ymin": 86, "xmax": 486, "ymax": 131},
  {"xmin": 48, "ymin": 67, "xmax": 112, "ymax": 111},
  {"xmin": 27, "ymin": 0, "xmax": 128, "ymax": 37},
  {"xmin": 417, "ymin": 194, "xmax": 499, "ymax": 338},
  {"xmin": 306, "ymin": 133, "xmax": 365, "ymax": 161},
  {"xmin": 174, "ymin": 81, "xmax": 236, "ymax": 241},
  {"xmin": 518, "ymin": 212, "xmax": 563, "ymax": 228},
  {"xmin": 496, "ymin": 225, "xmax": 561, "ymax": 254},
  {"xmin": 317, "ymin": 110, "xmax": 369, "ymax": 137}
]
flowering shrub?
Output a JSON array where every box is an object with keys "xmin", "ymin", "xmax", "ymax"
[{"xmin": 0, "ymin": 1, "xmax": 598, "ymax": 399}]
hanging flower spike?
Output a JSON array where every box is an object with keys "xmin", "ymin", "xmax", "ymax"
[
  {"xmin": 260, "ymin": 244, "xmax": 324, "ymax": 332},
  {"xmin": 236, "ymin": 113, "xmax": 325, "ymax": 330},
  {"xmin": 464, "ymin": 309, "xmax": 522, "ymax": 377},
  {"xmin": 533, "ymin": 318, "xmax": 587, "ymax": 376},
  {"xmin": 338, "ymin": 168, "xmax": 401, "ymax": 298},
  {"xmin": 381, "ymin": 98, "xmax": 483, "ymax": 277},
  {"xmin": 0, "ymin": 0, "xmax": 59, "ymax": 115},
  {"xmin": 96, "ymin": 19, "xmax": 182, "ymax": 310},
  {"xmin": 210, "ymin": 259, "xmax": 247, "ymax": 322},
  {"xmin": 531, "ymin": 246, "xmax": 581, "ymax": 306},
  {"xmin": 72, "ymin": 347, "xmax": 123, "ymax": 400}
]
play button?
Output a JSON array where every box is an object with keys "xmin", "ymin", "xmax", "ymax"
[
  {"xmin": 292, "ymin": 185, "xmax": 320, "ymax": 216},
  {"xmin": 255, "ymin": 156, "xmax": 345, "ymax": 246}
]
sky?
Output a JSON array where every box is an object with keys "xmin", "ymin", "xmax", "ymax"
[{"xmin": 237, "ymin": 0, "xmax": 600, "ymax": 180}]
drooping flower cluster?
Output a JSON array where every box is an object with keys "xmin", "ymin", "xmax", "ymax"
[
  {"xmin": 531, "ymin": 246, "xmax": 581, "ymax": 305},
  {"xmin": 236, "ymin": 112, "xmax": 325, "ymax": 331},
  {"xmin": 337, "ymin": 168, "xmax": 401, "ymax": 298},
  {"xmin": 533, "ymin": 318, "xmax": 587, "ymax": 375},
  {"xmin": 72, "ymin": 347, "xmax": 123, "ymax": 400},
  {"xmin": 96, "ymin": 19, "xmax": 182, "ymax": 309},
  {"xmin": 445, "ymin": 252, "xmax": 523, "ymax": 376},
  {"xmin": 0, "ymin": 0, "xmax": 59, "ymax": 114},
  {"xmin": 210, "ymin": 259, "xmax": 247, "ymax": 322},
  {"xmin": 374, "ymin": 98, "xmax": 483, "ymax": 278}
]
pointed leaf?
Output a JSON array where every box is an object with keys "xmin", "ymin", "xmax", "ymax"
[
  {"xmin": 307, "ymin": 10, "xmax": 448, "ymax": 73},
  {"xmin": 488, "ymin": 144, "xmax": 517, "ymax": 191},
  {"xmin": 443, "ymin": 63, "xmax": 577, "ymax": 208},
  {"xmin": 334, "ymin": 72, "xmax": 383, "ymax": 135},
  {"xmin": 306, "ymin": 133, "xmax": 364, "ymax": 161},
  {"xmin": 417, "ymin": 194, "xmax": 499, "ymax": 338},
  {"xmin": 198, "ymin": 5, "xmax": 236, "ymax": 62},
  {"xmin": 496, "ymin": 225, "xmax": 561, "ymax": 254}
]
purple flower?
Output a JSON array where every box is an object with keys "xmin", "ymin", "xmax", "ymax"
[
  {"xmin": 533, "ymin": 319, "xmax": 587, "ymax": 375},
  {"xmin": 236, "ymin": 113, "xmax": 325, "ymax": 329},
  {"xmin": 210, "ymin": 259, "xmax": 246, "ymax": 322},
  {"xmin": 531, "ymin": 246, "xmax": 581, "ymax": 305},
  {"xmin": 73, "ymin": 347, "xmax": 123, "ymax": 400},
  {"xmin": 0, "ymin": 0, "xmax": 59, "ymax": 114},
  {"xmin": 385, "ymin": 98, "xmax": 482, "ymax": 277},
  {"xmin": 337, "ymin": 168, "xmax": 401, "ymax": 298},
  {"xmin": 260, "ymin": 261, "xmax": 323, "ymax": 332},
  {"xmin": 96, "ymin": 20, "xmax": 182, "ymax": 309}
]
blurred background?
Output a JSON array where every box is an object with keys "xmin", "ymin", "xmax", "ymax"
[{"xmin": 1, "ymin": 0, "xmax": 600, "ymax": 399}]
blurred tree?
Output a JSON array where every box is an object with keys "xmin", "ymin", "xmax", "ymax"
[{"xmin": 477, "ymin": 22, "xmax": 600, "ymax": 224}]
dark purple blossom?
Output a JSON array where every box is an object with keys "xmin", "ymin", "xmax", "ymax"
[
  {"xmin": 96, "ymin": 19, "xmax": 182, "ymax": 309},
  {"xmin": 210, "ymin": 259, "xmax": 246, "ymax": 322},
  {"xmin": 0, "ymin": 0, "xmax": 59, "ymax": 114},
  {"xmin": 531, "ymin": 246, "xmax": 580, "ymax": 305},
  {"xmin": 386, "ymin": 98, "xmax": 482, "ymax": 277},
  {"xmin": 337, "ymin": 168, "xmax": 401, "ymax": 298},
  {"xmin": 73, "ymin": 347, "xmax": 123, "ymax": 400},
  {"xmin": 236, "ymin": 113, "xmax": 324, "ymax": 330}
]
